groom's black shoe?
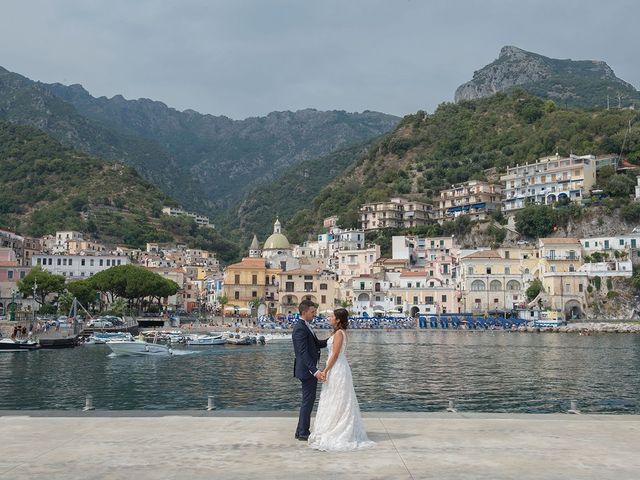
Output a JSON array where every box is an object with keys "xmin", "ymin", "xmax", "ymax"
[{"xmin": 297, "ymin": 435, "xmax": 309, "ymax": 441}]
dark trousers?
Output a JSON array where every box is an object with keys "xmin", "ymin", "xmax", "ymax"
[{"xmin": 296, "ymin": 376, "xmax": 318, "ymax": 437}]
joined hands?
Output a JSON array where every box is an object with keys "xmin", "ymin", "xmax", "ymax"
[{"xmin": 315, "ymin": 370, "xmax": 328, "ymax": 382}]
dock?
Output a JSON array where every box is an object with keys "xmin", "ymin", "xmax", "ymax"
[{"xmin": 0, "ymin": 412, "xmax": 638, "ymax": 479}]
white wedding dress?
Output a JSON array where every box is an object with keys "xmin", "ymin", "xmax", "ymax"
[{"xmin": 308, "ymin": 331, "xmax": 374, "ymax": 451}]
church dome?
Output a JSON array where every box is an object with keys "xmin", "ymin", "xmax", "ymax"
[{"xmin": 263, "ymin": 232, "xmax": 290, "ymax": 250}]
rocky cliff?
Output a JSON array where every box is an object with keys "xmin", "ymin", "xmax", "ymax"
[{"xmin": 455, "ymin": 46, "xmax": 639, "ymax": 108}]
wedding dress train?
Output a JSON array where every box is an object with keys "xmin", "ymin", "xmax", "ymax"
[{"xmin": 308, "ymin": 331, "xmax": 374, "ymax": 452}]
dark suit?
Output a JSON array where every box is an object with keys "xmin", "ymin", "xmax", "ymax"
[{"xmin": 292, "ymin": 318, "xmax": 327, "ymax": 438}]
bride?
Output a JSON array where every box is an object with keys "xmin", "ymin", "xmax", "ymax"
[{"xmin": 308, "ymin": 308, "xmax": 374, "ymax": 451}]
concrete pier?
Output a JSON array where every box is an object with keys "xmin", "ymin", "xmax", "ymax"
[{"xmin": 0, "ymin": 412, "xmax": 638, "ymax": 479}]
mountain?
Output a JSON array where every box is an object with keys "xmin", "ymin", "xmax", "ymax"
[
  {"xmin": 226, "ymin": 140, "xmax": 375, "ymax": 244},
  {"xmin": 285, "ymin": 90, "xmax": 640, "ymax": 240},
  {"xmin": 0, "ymin": 121, "xmax": 240, "ymax": 260},
  {"xmin": 0, "ymin": 65, "xmax": 399, "ymax": 225},
  {"xmin": 455, "ymin": 46, "xmax": 640, "ymax": 109}
]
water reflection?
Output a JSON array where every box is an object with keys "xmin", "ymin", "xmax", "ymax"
[{"xmin": 0, "ymin": 331, "xmax": 638, "ymax": 412}]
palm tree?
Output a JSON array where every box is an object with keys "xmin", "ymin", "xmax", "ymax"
[
  {"xmin": 218, "ymin": 294, "xmax": 229, "ymax": 323},
  {"xmin": 248, "ymin": 297, "xmax": 263, "ymax": 318}
]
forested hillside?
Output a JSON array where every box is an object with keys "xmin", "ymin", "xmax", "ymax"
[
  {"xmin": 285, "ymin": 90, "xmax": 640, "ymax": 241},
  {"xmin": 0, "ymin": 122, "xmax": 239, "ymax": 260}
]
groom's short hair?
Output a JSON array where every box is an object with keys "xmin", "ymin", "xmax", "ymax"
[{"xmin": 299, "ymin": 299, "xmax": 317, "ymax": 315}]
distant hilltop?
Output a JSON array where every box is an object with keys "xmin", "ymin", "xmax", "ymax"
[{"xmin": 455, "ymin": 45, "xmax": 640, "ymax": 109}]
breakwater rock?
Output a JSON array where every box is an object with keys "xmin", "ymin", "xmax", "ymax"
[{"xmin": 519, "ymin": 322, "xmax": 640, "ymax": 334}]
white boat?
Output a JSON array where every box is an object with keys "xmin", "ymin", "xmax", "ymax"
[
  {"xmin": 261, "ymin": 332, "xmax": 292, "ymax": 343},
  {"xmin": 86, "ymin": 332, "xmax": 134, "ymax": 344},
  {"xmin": 106, "ymin": 340, "xmax": 173, "ymax": 356},
  {"xmin": 0, "ymin": 338, "xmax": 40, "ymax": 352},
  {"xmin": 185, "ymin": 334, "xmax": 226, "ymax": 346}
]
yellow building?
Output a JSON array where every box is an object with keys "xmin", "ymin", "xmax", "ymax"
[
  {"xmin": 278, "ymin": 268, "xmax": 340, "ymax": 315},
  {"xmin": 459, "ymin": 250, "xmax": 526, "ymax": 313},
  {"xmin": 536, "ymin": 238, "xmax": 587, "ymax": 318}
]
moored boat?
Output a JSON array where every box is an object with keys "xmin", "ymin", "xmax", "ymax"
[
  {"xmin": 185, "ymin": 334, "xmax": 226, "ymax": 346},
  {"xmin": 0, "ymin": 338, "xmax": 40, "ymax": 352},
  {"xmin": 106, "ymin": 340, "xmax": 173, "ymax": 356}
]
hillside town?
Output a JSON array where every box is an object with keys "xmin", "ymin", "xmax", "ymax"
[{"xmin": 1, "ymin": 153, "xmax": 640, "ymax": 322}]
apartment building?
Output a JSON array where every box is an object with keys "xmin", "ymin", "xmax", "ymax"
[
  {"xmin": 278, "ymin": 268, "xmax": 340, "ymax": 315},
  {"xmin": 162, "ymin": 206, "xmax": 213, "ymax": 228},
  {"xmin": 360, "ymin": 197, "xmax": 432, "ymax": 231},
  {"xmin": 501, "ymin": 154, "xmax": 597, "ymax": 213},
  {"xmin": 32, "ymin": 254, "xmax": 131, "ymax": 280},
  {"xmin": 437, "ymin": 180, "xmax": 501, "ymax": 222}
]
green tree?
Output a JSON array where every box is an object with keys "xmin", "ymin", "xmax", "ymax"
[
  {"xmin": 66, "ymin": 280, "xmax": 98, "ymax": 310},
  {"xmin": 604, "ymin": 174, "xmax": 635, "ymax": 198},
  {"xmin": 515, "ymin": 204, "xmax": 557, "ymax": 238},
  {"xmin": 17, "ymin": 265, "xmax": 66, "ymax": 306},
  {"xmin": 526, "ymin": 279, "xmax": 543, "ymax": 302},
  {"xmin": 218, "ymin": 294, "xmax": 229, "ymax": 322}
]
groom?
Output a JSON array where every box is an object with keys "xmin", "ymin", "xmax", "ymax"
[{"xmin": 292, "ymin": 299, "xmax": 328, "ymax": 441}]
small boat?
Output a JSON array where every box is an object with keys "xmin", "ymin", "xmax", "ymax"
[
  {"xmin": 86, "ymin": 332, "xmax": 134, "ymax": 344},
  {"xmin": 186, "ymin": 334, "xmax": 226, "ymax": 346},
  {"xmin": 261, "ymin": 332, "xmax": 292, "ymax": 343},
  {"xmin": 106, "ymin": 340, "xmax": 173, "ymax": 356},
  {"xmin": 0, "ymin": 338, "xmax": 40, "ymax": 352},
  {"xmin": 226, "ymin": 335, "xmax": 252, "ymax": 346}
]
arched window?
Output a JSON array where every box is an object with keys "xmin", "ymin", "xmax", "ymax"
[
  {"xmin": 524, "ymin": 268, "xmax": 530, "ymax": 275},
  {"xmin": 489, "ymin": 280, "xmax": 502, "ymax": 291},
  {"xmin": 569, "ymin": 264, "xmax": 575, "ymax": 272},
  {"xmin": 507, "ymin": 280, "xmax": 521, "ymax": 291},
  {"xmin": 471, "ymin": 280, "xmax": 485, "ymax": 291}
]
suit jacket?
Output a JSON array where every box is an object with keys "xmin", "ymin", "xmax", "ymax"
[{"xmin": 292, "ymin": 319, "xmax": 328, "ymax": 380}]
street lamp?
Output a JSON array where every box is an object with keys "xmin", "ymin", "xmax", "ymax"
[{"xmin": 9, "ymin": 289, "xmax": 17, "ymax": 322}]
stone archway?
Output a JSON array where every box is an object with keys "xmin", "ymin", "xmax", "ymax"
[{"xmin": 564, "ymin": 300, "xmax": 581, "ymax": 320}]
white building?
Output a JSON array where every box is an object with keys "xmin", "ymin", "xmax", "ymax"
[
  {"xmin": 580, "ymin": 234, "xmax": 640, "ymax": 254},
  {"xmin": 501, "ymin": 153, "xmax": 597, "ymax": 213},
  {"xmin": 162, "ymin": 206, "xmax": 213, "ymax": 228},
  {"xmin": 32, "ymin": 254, "xmax": 131, "ymax": 280}
]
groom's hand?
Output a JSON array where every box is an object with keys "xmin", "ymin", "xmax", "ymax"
[{"xmin": 314, "ymin": 371, "xmax": 326, "ymax": 382}]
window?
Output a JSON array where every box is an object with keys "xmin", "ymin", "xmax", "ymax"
[
  {"xmin": 37, "ymin": 258, "xmax": 41, "ymax": 265},
  {"xmin": 407, "ymin": 282, "xmax": 412, "ymax": 288},
  {"xmin": 569, "ymin": 264, "xmax": 575, "ymax": 272},
  {"xmin": 117, "ymin": 260, "xmax": 122, "ymax": 265},
  {"xmin": 490, "ymin": 280, "xmax": 502, "ymax": 291},
  {"xmin": 486, "ymin": 267, "xmax": 492, "ymax": 274},
  {"xmin": 20, "ymin": 271, "xmax": 25, "ymax": 279},
  {"xmin": 252, "ymin": 274, "xmax": 257, "ymax": 285},
  {"xmin": 467, "ymin": 266, "xmax": 473, "ymax": 275},
  {"xmin": 252, "ymin": 291, "xmax": 257, "ymax": 298},
  {"xmin": 425, "ymin": 296, "xmax": 433, "ymax": 304},
  {"xmin": 584, "ymin": 241, "xmax": 590, "ymax": 248},
  {"xmin": 90, "ymin": 259, "xmax": 94, "ymax": 266},
  {"xmin": 413, "ymin": 296, "xmax": 418, "ymax": 304},
  {"xmin": 287, "ymin": 275, "xmax": 293, "ymax": 280},
  {"xmin": 285, "ymin": 282, "xmax": 294, "ymax": 292},
  {"xmin": 550, "ymin": 265, "xmax": 556, "ymax": 272},
  {"xmin": 99, "ymin": 259, "xmax": 103, "ymax": 266},
  {"xmin": 235, "ymin": 274, "xmax": 240, "ymax": 284},
  {"xmin": 579, "ymin": 284, "xmax": 583, "ymax": 292},
  {"xmin": 505, "ymin": 267, "xmax": 510, "ymax": 275},
  {"xmin": 442, "ymin": 295, "xmax": 447, "ymax": 302},
  {"xmin": 234, "ymin": 291, "xmax": 240, "ymax": 300},
  {"xmin": 620, "ymin": 239, "xmax": 625, "ymax": 246},
  {"xmin": 471, "ymin": 280, "xmax": 485, "ymax": 291},
  {"xmin": 8, "ymin": 271, "xmax": 13, "ymax": 280},
  {"xmin": 57, "ymin": 258, "xmax": 61, "ymax": 266},
  {"xmin": 304, "ymin": 275, "xmax": 313, "ymax": 280},
  {"xmin": 81, "ymin": 259, "xmax": 85, "ymax": 266},
  {"xmin": 304, "ymin": 282, "xmax": 313, "ymax": 291},
  {"xmin": 429, "ymin": 270, "xmax": 434, "ymax": 277},
  {"xmin": 507, "ymin": 280, "xmax": 520, "ymax": 291},
  {"xmin": 395, "ymin": 296, "xmax": 402, "ymax": 305},
  {"xmin": 319, "ymin": 283, "xmax": 327, "ymax": 290},
  {"xmin": 321, "ymin": 295, "xmax": 326, "ymax": 304},
  {"xmin": 504, "ymin": 251, "xmax": 510, "ymax": 259}
]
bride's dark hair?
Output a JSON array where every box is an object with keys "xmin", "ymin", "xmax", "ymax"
[{"xmin": 333, "ymin": 308, "xmax": 349, "ymax": 331}]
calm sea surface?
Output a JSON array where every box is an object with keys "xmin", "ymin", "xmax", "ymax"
[{"xmin": 1, "ymin": 330, "xmax": 639, "ymax": 412}]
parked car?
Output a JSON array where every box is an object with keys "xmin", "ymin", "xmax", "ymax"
[{"xmin": 87, "ymin": 319, "xmax": 114, "ymax": 328}]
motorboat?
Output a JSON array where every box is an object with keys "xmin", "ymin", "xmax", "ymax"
[
  {"xmin": 261, "ymin": 332, "xmax": 292, "ymax": 343},
  {"xmin": 85, "ymin": 332, "xmax": 134, "ymax": 344},
  {"xmin": 0, "ymin": 337, "xmax": 40, "ymax": 352},
  {"xmin": 106, "ymin": 339, "xmax": 173, "ymax": 356},
  {"xmin": 226, "ymin": 335, "xmax": 252, "ymax": 346},
  {"xmin": 185, "ymin": 334, "xmax": 226, "ymax": 346}
]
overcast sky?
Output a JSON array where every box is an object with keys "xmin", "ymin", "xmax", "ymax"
[{"xmin": 1, "ymin": 0, "xmax": 638, "ymax": 119}]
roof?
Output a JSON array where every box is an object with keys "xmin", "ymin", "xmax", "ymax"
[
  {"xmin": 382, "ymin": 259, "xmax": 408, "ymax": 264},
  {"xmin": 263, "ymin": 232, "xmax": 290, "ymax": 250},
  {"xmin": 464, "ymin": 250, "xmax": 501, "ymax": 259},
  {"xmin": 249, "ymin": 235, "xmax": 260, "ymax": 250},
  {"xmin": 400, "ymin": 271, "xmax": 427, "ymax": 277},
  {"xmin": 226, "ymin": 257, "xmax": 266, "ymax": 269},
  {"xmin": 539, "ymin": 237, "xmax": 581, "ymax": 245}
]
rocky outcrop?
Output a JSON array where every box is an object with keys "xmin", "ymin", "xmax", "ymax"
[{"xmin": 454, "ymin": 46, "xmax": 639, "ymax": 108}]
